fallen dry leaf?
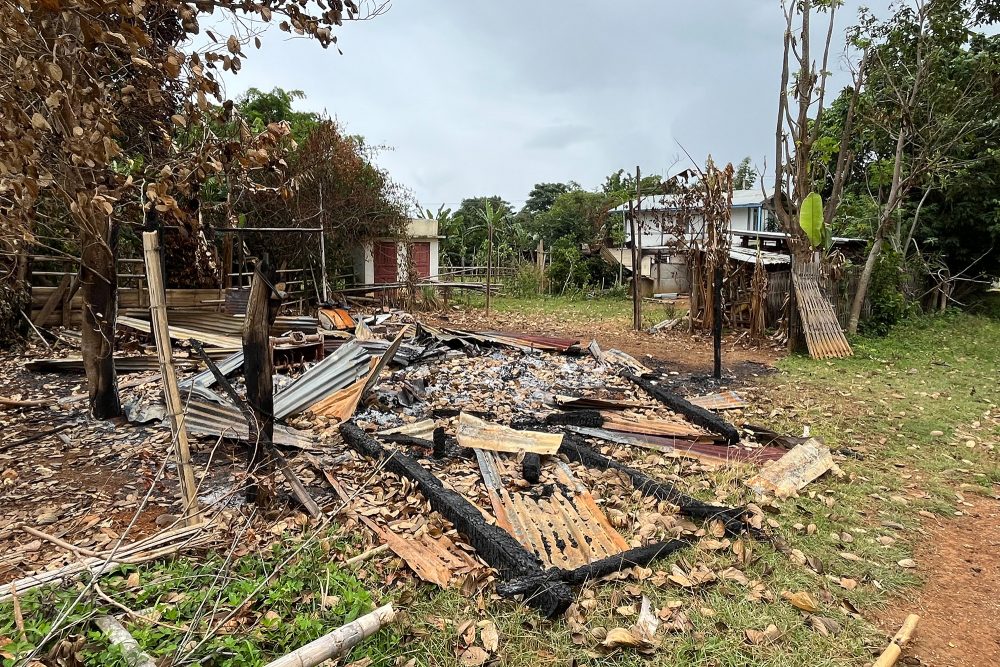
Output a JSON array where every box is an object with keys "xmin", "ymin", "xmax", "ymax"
[
  {"xmin": 782, "ymin": 590, "xmax": 819, "ymax": 613},
  {"xmin": 745, "ymin": 624, "xmax": 782, "ymax": 645},
  {"xmin": 807, "ymin": 615, "xmax": 841, "ymax": 637}
]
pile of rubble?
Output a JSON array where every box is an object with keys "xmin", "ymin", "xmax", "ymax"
[{"xmin": 1, "ymin": 307, "xmax": 836, "ymax": 620}]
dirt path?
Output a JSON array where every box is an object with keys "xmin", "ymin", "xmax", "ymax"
[{"xmin": 880, "ymin": 495, "xmax": 1000, "ymax": 666}]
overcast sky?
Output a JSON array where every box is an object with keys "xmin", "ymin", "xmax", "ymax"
[{"xmin": 221, "ymin": 1, "xmax": 868, "ymax": 211}]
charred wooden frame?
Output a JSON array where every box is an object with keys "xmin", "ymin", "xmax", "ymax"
[
  {"xmin": 496, "ymin": 539, "xmax": 689, "ymax": 597},
  {"xmin": 626, "ymin": 373, "xmax": 741, "ymax": 445},
  {"xmin": 559, "ymin": 435, "xmax": 750, "ymax": 536},
  {"xmin": 340, "ymin": 422, "xmax": 574, "ymax": 617}
]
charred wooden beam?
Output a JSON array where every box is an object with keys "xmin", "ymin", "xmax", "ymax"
[
  {"xmin": 339, "ymin": 422, "xmax": 573, "ymax": 617},
  {"xmin": 522, "ymin": 453, "xmax": 541, "ymax": 484},
  {"xmin": 496, "ymin": 539, "xmax": 689, "ymax": 597},
  {"xmin": 544, "ymin": 410, "xmax": 604, "ymax": 427},
  {"xmin": 559, "ymin": 434, "xmax": 749, "ymax": 536},
  {"xmin": 625, "ymin": 373, "xmax": 740, "ymax": 445}
]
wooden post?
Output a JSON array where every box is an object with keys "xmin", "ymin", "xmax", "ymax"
[
  {"xmin": 243, "ymin": 257, "xmax": 279, "ymax": 504},
  {"xmin": 142, "ymin": 231, "xmax": 199, "ymax": 525},
  {"xmin": 872, "ymin": 614, "xmax": 919, "ymax": 667},
  {"xmin": 33, "ymin": 273, "xmax": 71, "ymax": 327}
]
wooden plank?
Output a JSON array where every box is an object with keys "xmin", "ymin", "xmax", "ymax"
[
  {"xmin": 142, "ymin": 231, "xmax": 200, "ymax": 524},
  {"xmin": 745, "ymin": 438, "xmax": 835, "ymax": 498},
  {"xmin": 456, "ymin": 412, "xmax": 562, "ymax": 455},
  {"xmin": 33, "ymin": 274, "xmax": 70, "ymax": 326}
]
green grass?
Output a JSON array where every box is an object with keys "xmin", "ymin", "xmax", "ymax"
[
  {"xmin": 0, "ymin": 530, "xmax": 380, "ymax": 667},
  {"xmin": 450, "ymin": 292, "xmax": 684, "ymax": 329}
]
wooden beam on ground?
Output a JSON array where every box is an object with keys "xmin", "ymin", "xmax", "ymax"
[
  {"xmin": 872, "ymin": 614, "xmax": 919, "ymax": 667},
  {"xmin": 142, "ymin": 230, "xmax": 200, "ymax": 525}
]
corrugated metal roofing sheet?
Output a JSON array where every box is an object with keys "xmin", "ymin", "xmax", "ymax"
[
  {"xmin": 184, "ymin": 397, "xmax": 317, "ymax": 449},
  {"xmin": 272, "ymin": 341, "xmax": 371, "ymax": 418}
]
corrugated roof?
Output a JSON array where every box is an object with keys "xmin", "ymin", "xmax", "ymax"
[
  {"xmin": 272, "ymin": 341, "xmax": 371, "ymax": 418},
  {"xmin": 611, "ymin": 187, "xmax": 772, "ymax": 213},
  {"xmin": 184, "ymin": 398, "xmax": 317, "ymax": 449}
]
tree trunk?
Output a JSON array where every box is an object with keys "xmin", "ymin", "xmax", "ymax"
[
  {"xmin": 80, "ymin": 221, "xmax": 121, "ymax": 419},
  {"xmin": 847, "ymin": 230, "xmax": 886, "ymax": 335},
  {"xmin": 243, "ymin": 258, "xmax": 279, "ymax": 504}
]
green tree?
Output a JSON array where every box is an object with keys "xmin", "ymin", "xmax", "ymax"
[
  {"xmin": 238, "ymin": 87, "xmax": 321, "ymax": 143},
  {"xmin": 522, "ymin": 182, "xmax": 579, "ymax": 217},
  {"xmin": 733, "ymin": 157, "xmax": 758, "ymax": 190}
]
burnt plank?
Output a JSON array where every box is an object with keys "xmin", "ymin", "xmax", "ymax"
[{"xmin": 625, "ymin": 373, "xmax": 740, "ymax": 445}]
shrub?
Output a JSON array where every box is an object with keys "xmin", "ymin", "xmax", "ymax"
[{"xmin": 505, "ymin": 264, "xmax": 544, "ymax": 298}]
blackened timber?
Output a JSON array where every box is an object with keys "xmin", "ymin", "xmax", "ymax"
[
  {"xmin": 559, "ymin": 434, "xmax": 748, "ymax": 535},
  {"xmin": 544, "ymin": 410, "xmax": 604, "ymax": 427},
  {"xmin": 625, "ymin": 373, "xmax": 740, "ymax": 445},
  {"xmin": 339, "ymin": 422, "xmax": 573, "ymax": 617},
  {"xmin": 522, "ymin": 453, "xmax": 540, "ymax": 484},
  {"xmin": 495, "ymin": 539, "xmax": 689, "ymax": 597}
]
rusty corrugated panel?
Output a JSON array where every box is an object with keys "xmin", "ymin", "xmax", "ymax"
[
  {"xmin": 688, "ymin": 390, "xmax": 747, "ymax": 411},
  {"xmin": 457, "ymin": 412, "xmax": 562, "ymax": 455},
  {"xmin": 473, "ymin": 330, "xmax": 581, "ymax": 353},
  {"xmin": 272, "ymin": 341, "xmax": 371, "ymax": 418},
  {"xmin": 600, "ymin": 412, "xmax": 710, "ymax": 439},
  {"xmin": 318, "ymin": 307, "xmax": 355, "ymax": 331},
  {"xmin": 551, "ymin": 394, "xmax": 648, "ymax": 411}
]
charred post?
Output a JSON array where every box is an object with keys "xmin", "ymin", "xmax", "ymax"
[
  {"xmin": 521, "ymin": 453, "xmax": 540, "ymax": 484},
  {"xmin": 243, "ymin": 256, "xmax": 282, "ymax": 503},
  {"xmin": 544, "ymin": 410, "xmax": 604, "ymax": 427},
  {"xmin": 339, "ymin": 422, "xmax": 574, "ymax": 617},
  {"xmin": 625, "ymin": 373, "xmax": 740, "ymax": 445}
]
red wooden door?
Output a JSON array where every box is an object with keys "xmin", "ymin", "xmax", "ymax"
[
  {"xmin": 411, "ymin": 242, "xmax": 431, "ymax": 279},
  {"xmin": 373, "ymin": 242, "xmax": 398, "ymax": 283}
]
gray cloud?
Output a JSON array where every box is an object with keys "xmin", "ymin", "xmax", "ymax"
[{"xmin": 222, "ymin": 0, "xmax": 868, "ymax": 209}]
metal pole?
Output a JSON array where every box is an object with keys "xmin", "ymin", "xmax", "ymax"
[{"xmin": 713, "ymin": 265, "xmax": 723, "ymax": 379}]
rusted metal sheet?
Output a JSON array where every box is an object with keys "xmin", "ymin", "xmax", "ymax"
[
  {"xmin": 688, "ymin": 390, "xmax": 747, "ymax": 411},
  {"xmin": 419, "ymin": 323, "xmax": 581, "ymax": 354},
  {"xmin": 475, "ymin": 451, "xmax": 628, "ymax": 569},
  {"xmin": 323, "ymin": 470, "xmax": 479, "ymax": 588},
  {"xmin": 551, "ymin": 394, "xmax": 648, "ymax": 411},
  {"xmin": 318, "ymin": 307, "xmax": 355, "ymax": 331},
  {"xmin": 457, "ymin": 412, "xmax": 562, "ymax": 455},
  {"xmin": 600, "ymin": 412, "xmax": 711, "ymax": 439},
  {"xmin": 272, "ymin": 341, "xmax": 371, "ymax": 418}
]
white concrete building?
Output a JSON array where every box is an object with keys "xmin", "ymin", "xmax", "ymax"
[{"xmin": 353, "ymin": 218, "xmax": 443, "ymax": 285}]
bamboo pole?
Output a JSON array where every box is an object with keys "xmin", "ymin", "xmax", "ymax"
[
  {"xmin": 262, "ymin": 604, "xmax": 395, "ymax": 667},
  {"xmin": 142, "ymin": 231, "xmax": 200, "ymax": 525},
  {"xmin": 872, "ymin": 614, "xmax": 920, "ymax": 667},
  {"xmin": 95, "ymin": 616, "xmax": 158, "ymax": 667}
]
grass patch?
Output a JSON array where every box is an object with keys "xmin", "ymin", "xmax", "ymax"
[
  {"xmin": 0, "ymin": 529, "xmax": 387, "ymax": 667},
  {"xmin": 451, "ymin": 293, "xmax": 683, "ymax": 330}
]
